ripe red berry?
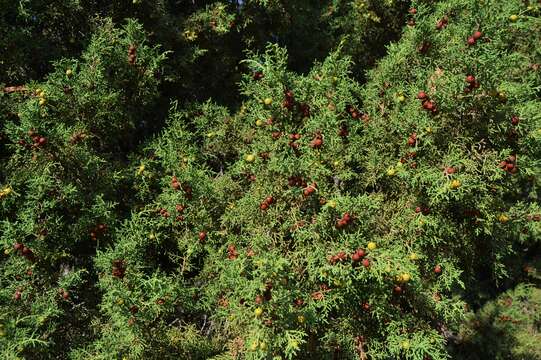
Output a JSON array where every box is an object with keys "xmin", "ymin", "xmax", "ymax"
[
  {"xmin": 199, "ymin": 231, "xmax": 207, "ymax": 242},
  {"xmin": 415, "ymin": 206, "xmax": 422, "ymax": 213},
  {"xmin": 14, "ymin": 242, "xmax": 23, "ymax": 251},
  {"xmin": 423, "ymin": 101, "xmax": 434, "ymax": 110},
  {"xmin": 38, "ymin": 137, "xmax": 47, "ymax": 146},
  {"xmin": 356, "ymin": 249, "xmax": 366, "ymax": 258},
  {"xmin": 393, "ymin": 285, "xmax": 403, "ymax": 294},
  {"xmin": 265, "ymin": 196, "xmax": 274, "ymax": 204},
  {"xmin": 434, "ymin": 264, "xmax": 442, "ymax": 274},
  {"xmin": 13, "ymin": 290, "xmax": 22, "ymax": 301},
  {"xmin": 465, "ymin": 75, "xmax": 475, "ymax": 83},
  {"xmin": 407, "ymin": 137, "xmax": 416, "ymax": 146},
  {"xmin": 343, "ymin": 212, "xmax": 351, "ymax": 222},
  {"xmin": 467, "ymin": 37, "xmax": 476, "ymax": 45},
  {"xmin": 62, "ymin": 291, "xmax": 70, "ymax": 300},
  {"xmin": 362, "ymin": 258, "xmax": 370, "ymax": 268},
  {"xmin": 311, "ymin": 138, "xmax": 323, "ymax": 148},
  {"xmin": 511, "ymin": 116, "xmax": 519, "ymax": 125},
  {"xmin": 260, "ymin": 203, "xmax": 268, "ymax": 210},
  {"xmin": 473, "ymin": 31, "xmax": 483, "ymax": 40},
  {"xmin": 408, "ymin": 8, "xmax": 417, "ymax": 15},
  {"xmin": 417, "ymin": 91, "xmax": 427, "ymax": 100},
  {"xmin": 351, "ymin": 252, "xmax": 361, "ymax": 262}
]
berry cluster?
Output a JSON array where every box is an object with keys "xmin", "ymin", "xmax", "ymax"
[
  {"xmin": 345, "ymin": 105, "xmax": 361, "ymax": 119},
  {"xmin": 336, "ymin": 212, "xmax": 353, "ymax": 229},
  {"xmin": 19, "ymin": 129, "xmax": 47, "ymax": 149},
  {"xmin": 499, "ymin": 154, "xmax": 518, "ymax": 174},
  {"xmin": 112, "ymin": 259, "xmax": 126, "ymax": 279},
  {"xmin": 417, "ymin": 91, "xmax": 437, "ymax": 113},
  {"xmin": 128, "ymin": 44, "xmax": 137, "ymax": 65},
  {"xmin": 407, "ymin": 132, "xmax": 417, "ymax": 147},
  {"xmin": 282, "ymin": 90, "xmax": 294, "ymax": 111},
  {"xmin": 89, "ymin": 223, "xmax": 107, "ymax": 241},
  {"xmin": 310, "ymin": 131, "xmax": 323, "ymax": 148},
  {"xmin": 328, "ymin": 251, "xmax": 348, "ymax": 265},
  {"xmin": 13, "ymin": 242, "xmax": 34, "ymax": 261},
  {"xmin": 227, "ymin": 244, "xmax": 238, "ymax": 260},
  {"xmin": 260, "ymin": 196, "xmax": 274, "ymax": 210},
  {"xmin": 464, "ymin": 74, "xmax": 480, "ymax": 93},
  {"xmin": 288, "ymin": 133, "xmax": 301, "ymax": 150},
  {"xmin": 467, "ymin": 30, "xmax": 483, "ymax": 46},
  {"xmin": 303, "ymin": 182, "xmax": 317, "ymax": 197},
  {"xmin": 436, "ymin": 16, "xmax": 449, "ymax": 30},
  {"xmin": 288, "ymin": 175, "xmax": 307, "ymax": 188},
  {"xmin": 415, "ymin": 206, "xmax": 430, "ymax": 215},
  {"xmin": 158, "ymin": 207, "xmax": 170, "ymax": 218},
  {"xmin": 175, "ymin": 204, "xmax": 186, "ymax": 222}
]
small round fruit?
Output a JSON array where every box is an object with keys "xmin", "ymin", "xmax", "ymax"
[
  {"xmin": 245, "ymin": 154, "xmax": 256, "ymax": 163},
  {"xmin": 400, "ymin": 273, "xmax": 411, "ymax": 283},
  {"xmin": 386, "ymin": 167, "xmax": 397, "ymax": 176},
  {"xmin": 297, "ymin": 315, "xmax": 305, "ymax": 323},
  {"xmin": 199, "ymin": 231, "xmax": 207, "ymax": 241},
  {"xmin": 254, "ymin": 307, "xmax": 263, "ymax": 317},
  {"xmin": 467, "ymin": 37, "xmax": 476, "ymax": 45},
  {"xmin": 39, "ymin": 98, "xmax": 47, "ymax": 106},
  {"xmin": 417, "ymin": 91, "xmax": 427, "ymax": 100},
  {"xmin": 434, "ymin": 264, "xmax": 442, "ymax": 274},
  {"xmin": 397, "ymin": 95, "xmax": 406, "ymax": 103},
  {"xmin": 367, "ymin": 242, "xmax": 377, "ymax": 251},
  {"xmin": 255, "ymin": 119, "xmax": 264, "ymax": 127},
  {"xmin": 326, "ymin": 200, "xmax": 337, "ymax": 208},
  {"xmin": 509, "ymin": 14, "xmax": 519, "ymax": 22},
  {"xmin": 401, "ymin": 340, "xmax": 410, "ymax": 350},
  {"xmin": 473, "ymin": 31, "xmax": 483, "ymax": 39},
  {"xmin": 362, "ymin": 258, "xmax": 370, "ymax": 268},
  {"xmin": 450, "ymin": 179, "xmax": 461, "ymax": 189},
  {"xmin": 66, "ymin": 69, "xmax": 73, "ymax": 77},
  {"xmin": 409, "ymin": 253, "xmax": 419, "ymax": 261},
  {"xmin": 498, "ymin": 214, "xmax": 509, "ymax": 223},
  {"xmin": 263, "ymin": 98, "xmax": 273, "ymax": 106}
]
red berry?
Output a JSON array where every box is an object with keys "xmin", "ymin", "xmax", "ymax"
[
  {"xmin": 311, "ymin": 138, "xmax": 323, "ymax": 148},
  {"xmin": 393, "ymin": 285, "xmax": 402, "ymax": 294},
  {"xmin": 356, "ymin": 249, "xmax": 366, "ymax": 258},
  {"xmin": 38, "ymin": 137, "xmax": 47, "ymax": 146},
  {"xmin": 362, "ymin": 258, "xmax": 370, "ymax": 268},
  {"xmin": 260, "ymin": 203, "xmax": 268, "ymax": 210},
  {"xmin": 14, "ymin": 290, "xmax": 22, "ymax": 300},
  {"xmin": 511, "ymin": 116, "xmax": 519, "ymax": 125},
  {"xmin": 434, "ymin": 264, "xmax": 442, "ymax": 274},
  {"xmin": 343, "ymin": 212, "xmax": 351, "ymax": 222},
  {"xmin": 473, "ymin": 31, "xmax": 483, "ymax": 40},
  {"xmin": 417, "ymin": 91, "xmax": 427, "ymax": 100},
  {"xmin": 408, "ymin": 8, "xmax": 417, "ymax": 14},
  {"xmin": 415, "ymin": 206, "xmax": 422, "ymax": 213},
  {"xmin": 465, "ymin": 75, "xmax": 475, "ymax": 83},
  {"xmin": 351, "ymin": 253, "xmax": 361, "ymax": 262},
  {"xmin": 199, "ymin": 231, "xmax": 207, "ymax": 241},
  {"xmin": 407, "ymin": 137, "xmax": 416, "ymax": 146},
  {"xmin": 467, "ymin": 37, "xmax": 476, "ymax": 45},
  {"xmin": 14, "ymin": 242, "xmax": 23, "ymax": 251},
  {"xmin": 265, "ymin": 196, "xmax": 274, "ymax": 204},
  {"xmin": 62, "ymin": 291, "xmax": 70, "ymax": 300}
]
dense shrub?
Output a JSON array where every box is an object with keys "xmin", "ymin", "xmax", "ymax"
[{"xmin": 1, "ymin": 0, "xmax": 540, "ymax": 359}]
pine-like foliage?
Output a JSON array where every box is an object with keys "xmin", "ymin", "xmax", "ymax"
[{"xmin": 1, "ymin": 0, "xmax": 540, "ymax": 359}]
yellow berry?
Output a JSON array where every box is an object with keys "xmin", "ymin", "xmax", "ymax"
[
  {"xmin": 245, "ymin": 154, "xmax": 256, "ymax": 163},
  {"xmin": 450, "ymin": 179, "xmax": 461, "ymax": 189},
  {"xmin": 397, "ymin": 95, "xmax": 406, "ymax": 103},
  {"xmin": 401, "ymin": 340, "xmax": 410, "ymax": 349},
  {"xmin": 254, "ymin": 307, "xmax": 263, "ymax": 317},
  {"xmin": 66, "ymin": 69, "xmax": 73, "ymax": 77},
  {"xmin": 409, "ymin": 253, "xmax": 419, "ymax": 261},
  {"xmin": 39, "ymin": 98, "xmax": 47, "ymax": 106},
  {"xmin": 297, "ymin": 315, "xmax": 305, "ymax": 323},
  {"xmin": 255, "ymin": 119, "xmax": 264, "ymax": 127},
  {"xmin": 498, "ymin": 214, "xmax": 509, "ymax": 223},
  {"xmin": 326, "ymin": 200, "xmax": 337, "ymax": 208},
  {"xmin": 401, "ymin": 273, "xmax": 411, "ymax": 283},
  {"xmin": 263, "ymin": 98, "xmax": 273, "ymax": 106},
  {"xmin": 509, "ymin": 14, "xmax": 519, "ymax": 22},
  {"xmin": 387, "ymin": 167, "xmax": 396, "ymax": 176},
  {"xmin": 367, "ymin": 242, "xmax": 377, "ymax": 251}
]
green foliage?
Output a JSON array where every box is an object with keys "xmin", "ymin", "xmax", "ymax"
[{"xmin": 1, "ymin": 0, "xmax": 541, "ymax": 359}]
